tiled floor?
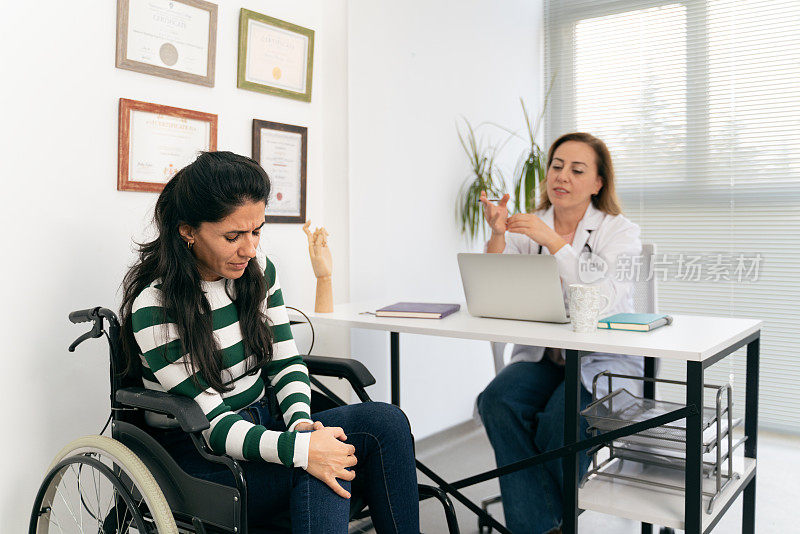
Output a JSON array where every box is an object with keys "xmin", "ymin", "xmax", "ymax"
[{"xmin": 356, "ymin": 421, "xmax": 800, "ymax": 533}]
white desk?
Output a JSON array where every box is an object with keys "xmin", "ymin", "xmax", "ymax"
[
  {"xmin": 307, "ymin": 301, "xmax": 760, "ymax": 361},
  {"xmin": 305, "ymin": 302, "xmax": 762, "ymax": 534}
]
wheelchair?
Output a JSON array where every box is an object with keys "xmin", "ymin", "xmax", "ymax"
[{"xmin": 30, "ymin": 306, "xmax": 460, "ymax": 533}]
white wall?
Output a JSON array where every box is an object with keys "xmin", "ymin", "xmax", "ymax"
[
  {"xmin": 347, "ymin": 0, "xmax": 544, "ymax": 438},
  {"xmin": 0, "ymin": 0, "xmax": 348, "ymax": 528}
]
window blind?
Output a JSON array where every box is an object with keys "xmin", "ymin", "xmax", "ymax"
[{"xmin": 545, "ymin": 0, "xmax": 800, "ymax": 432}]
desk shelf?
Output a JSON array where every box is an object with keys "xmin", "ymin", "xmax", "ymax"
[{"xmin": 579, "ymin": 456, "xmax": 756, "ymax": 531}]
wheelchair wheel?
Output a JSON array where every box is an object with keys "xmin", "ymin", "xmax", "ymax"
[{"xmin": 30, "ymin": 435, "xmax": 177, "ymax": 533}]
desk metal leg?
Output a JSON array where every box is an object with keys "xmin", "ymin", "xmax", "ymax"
[
  {"xmin": 563, "ymin": 349, "xmax": 581, "ymax": 534},
  {"xmin": 644, "ymin": 356, "xmax": 656, "ymax": 400},
  {"xmin": 685, "ymin": 361, "xmax": 704, "ymax": 534},
  {"xmin": 743, "ymin": 336, "xmax": 759, "ymax": 534},
  {"xmin": 642, "ymin": 357, "xmax": 656, "ymax": 534},
  {"xmin": 391, "ymin": 332, "xmax": 400, "ymax": 407}
]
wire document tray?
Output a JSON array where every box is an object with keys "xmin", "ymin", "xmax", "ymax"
[{"xmin": 580, "ymin": 372, "xmax": 743, "ymax": 515}]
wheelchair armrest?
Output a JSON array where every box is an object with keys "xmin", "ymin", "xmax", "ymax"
[
  {"xmin": 116, "ymin": 387, "xmax": 210, "ymax": 433},
  {"xmin": 304, "ymin": 355, "xmax": 376, "ymax": 388}
]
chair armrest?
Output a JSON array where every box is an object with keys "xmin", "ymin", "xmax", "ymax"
[
  {"xmin": 303, "ymin": 355, "xmax": 376, "ymax": 389},
  {"xmin": 116, "ymin": 387, "xmax": 210, "ymax": 433}
]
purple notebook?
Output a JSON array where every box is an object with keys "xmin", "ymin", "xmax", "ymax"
[{"xmin": 376, "ymin": 302, "xmax": 461, "ymax": 319}]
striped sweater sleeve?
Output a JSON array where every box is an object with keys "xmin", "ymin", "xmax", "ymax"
[
  {"xmin": 131, "ymin": 281, "xmax": 311, "ymax": 469},
  {"xmin": 262, "ymin": 258, "xmax": 313, "ymax": 431}
]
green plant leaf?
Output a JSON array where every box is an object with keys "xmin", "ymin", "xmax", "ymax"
[
  {"xmin": 455, "ymin": 117, "xmax": 508, "ymax": 242},
  {"xmin": 510, "ymin": 76, "xmax": 555, "ymax": 213}
]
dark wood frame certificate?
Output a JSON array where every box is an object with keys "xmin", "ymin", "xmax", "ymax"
[
  {"xmin": 238, "ymin": 9, "xmax": 315, "ymax": 102},
  {"xmin": 118, "ymin": 98, "xmax": 218, "ymax": 193},
  {"xmin": 252, "ymin": 120, "xmax": 308, "ymax": 223},
  {"xmin": 116, "ymin": 0, "xmax": 218, "ymax": 87}
]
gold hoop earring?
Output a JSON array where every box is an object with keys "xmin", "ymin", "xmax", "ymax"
[{"xmin": 188, "ymin": 241, "xmax": 194, "ymax": 251}]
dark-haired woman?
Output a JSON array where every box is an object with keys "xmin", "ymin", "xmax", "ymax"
[
  {"xmin": 477, "ymin": 133, "xmax": 643, "ymax": 534},
  {"xmin": 120, "ymin": 151, "xmax": 419, "ymax": 533}
]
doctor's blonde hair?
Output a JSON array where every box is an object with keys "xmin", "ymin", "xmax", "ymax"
[{"xmin": 537, "ymin": 132, "xmax": 622, "ymax": 216}]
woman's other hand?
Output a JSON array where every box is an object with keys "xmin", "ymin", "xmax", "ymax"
[
  {"xmin": 294, "ymin": 421, "xmax": 324, "ymax": 432},
  {"xmin": 506, "ymin": 213, "xmax": 566, "ymax": 254},
  {"xmin": 480, "ymin": 191, "xmax": 510, "ymax": 235},
  {"xmin": 306, "ymin": 426, "xmax": 357, "ymax": 499}
]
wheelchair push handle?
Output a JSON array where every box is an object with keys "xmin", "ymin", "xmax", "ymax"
[
  {"xmin": 68, "ymin": 307, "xmax": 120, "ymax": 352},
  {"xmin": 69, "ymin": 308, "xmax": 98, "ymax": 324}
]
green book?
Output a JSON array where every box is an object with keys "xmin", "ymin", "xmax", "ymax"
[{"xmin": 597, "ymin": 313, "xmax": 673, "ymax": 332}]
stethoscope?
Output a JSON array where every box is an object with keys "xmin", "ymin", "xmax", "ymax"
[{"xmin": 537, "ymin": 229, "xmax": 594, "ymax": 255}]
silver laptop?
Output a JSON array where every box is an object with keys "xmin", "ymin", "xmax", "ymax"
[{"xmin": 457, "ymin": 253, "xmax": 569, "ymax": 323}]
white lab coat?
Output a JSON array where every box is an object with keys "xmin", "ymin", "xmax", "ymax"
[{"xmin": 500, "ymin": 202, "xmax": 644, "ymax": 399}]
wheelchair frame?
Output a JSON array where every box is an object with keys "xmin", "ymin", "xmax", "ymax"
[{"xmin": 31, "ymin": 307, "xmax": 459, "ymax": 534}]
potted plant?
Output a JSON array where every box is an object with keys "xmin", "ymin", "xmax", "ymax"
[
  {"xmin": 511, "ymin": 97, "xmax": 548, "ymax": 214},
  {"xmin": 454, "ymin": 117, "xmax": 508, "ymax": 243},
  {"xmin": 455, "ymin": 84, "xmax": 553, "ymax": 242}
]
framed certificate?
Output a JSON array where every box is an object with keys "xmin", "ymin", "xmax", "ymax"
[
  {"xmin": 237, "ymin": 9, "xmax": 315, "ymax": 102},
  {"xmin": 116, "ymin": 0, "xmax": 218, "ymax": 87},
  {"xmin": 252, "ymin": 120, "xmax": 307, "ymax": 223},
  {"xmin": 118, "ymin": 98, "xmax": 218, "ymax": 193}
]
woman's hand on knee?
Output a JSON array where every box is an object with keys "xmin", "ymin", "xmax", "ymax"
[
  {"xmin": 306, "ymin": 426, "xmax": 358, "ymax": 499},
  {"xmin": 294, "ymin": 421, "xmax": 324, "ymax": 432}
]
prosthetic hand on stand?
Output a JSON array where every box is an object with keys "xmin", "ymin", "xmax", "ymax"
[{"xmin": 303, "ymin": 221, "xmax": 333, "ymax": 313}]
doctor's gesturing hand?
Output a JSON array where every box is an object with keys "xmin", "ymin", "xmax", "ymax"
[
  {"xmin": 482, "ymin": 191, "xmax": 566, "ymax": 254},
  {"xmin": 480, "ymin": 191, "xmax": 510, "ymax": 235},
  {"xmin": 506, "ymin": 213, "xmax": 566, "ymax": 255}
]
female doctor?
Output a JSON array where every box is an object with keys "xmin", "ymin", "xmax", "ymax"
[{"xmin": 476, "ymin": 132, "xmax": 642, "ymax": 534}]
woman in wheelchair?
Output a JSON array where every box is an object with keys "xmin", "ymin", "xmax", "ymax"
[{"xmin": 118, "ymin": 151, "xmax": 420, "ymax": 533}]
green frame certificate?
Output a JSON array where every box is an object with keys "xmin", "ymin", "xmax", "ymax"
[{"xmin": 237, "ymin": 9, "xmax": 315, "ymax": 102}]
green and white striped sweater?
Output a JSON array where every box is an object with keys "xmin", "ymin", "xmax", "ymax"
[{"xmin": 131, "ymin": 256, "xmax": 313, "ymax": 468}]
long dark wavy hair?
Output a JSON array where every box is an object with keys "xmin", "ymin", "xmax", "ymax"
[{"xmin": 120, "ymin": 151, "xmax": 274, "ymax": 393}]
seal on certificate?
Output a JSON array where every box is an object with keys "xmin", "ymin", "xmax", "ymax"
[{"xmin": 159, "ymin": 42, "xmax": 179, "ymax": 67}]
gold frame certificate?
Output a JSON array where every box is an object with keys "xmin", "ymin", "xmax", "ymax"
[
  {"xmin": 237, "ymin": 9, "xmax": 315, "ymax": 102},
  {"xmin": 118, "ymin": 99, "xmax": 218, "ymax": 193},
  {"xmin": 116, "ymin": 0, "xmax": 218, "ymax": 87},
  {"xmin": 252, "ymin": 120, "xmax": 308, "ymax": 223}
]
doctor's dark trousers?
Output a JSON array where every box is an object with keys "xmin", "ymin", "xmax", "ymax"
[{"xmin": 477, "ymin": 359, "xmax": 593, "ymax": 534}]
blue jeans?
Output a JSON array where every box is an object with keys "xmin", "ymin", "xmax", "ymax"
[
  {"xmin": 477, "ymin": 360, "xmax": 593, "ymax": 534},
  {"xmin": 153, "ymin": 400, "xmax": 419, "ymax": 534}
]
